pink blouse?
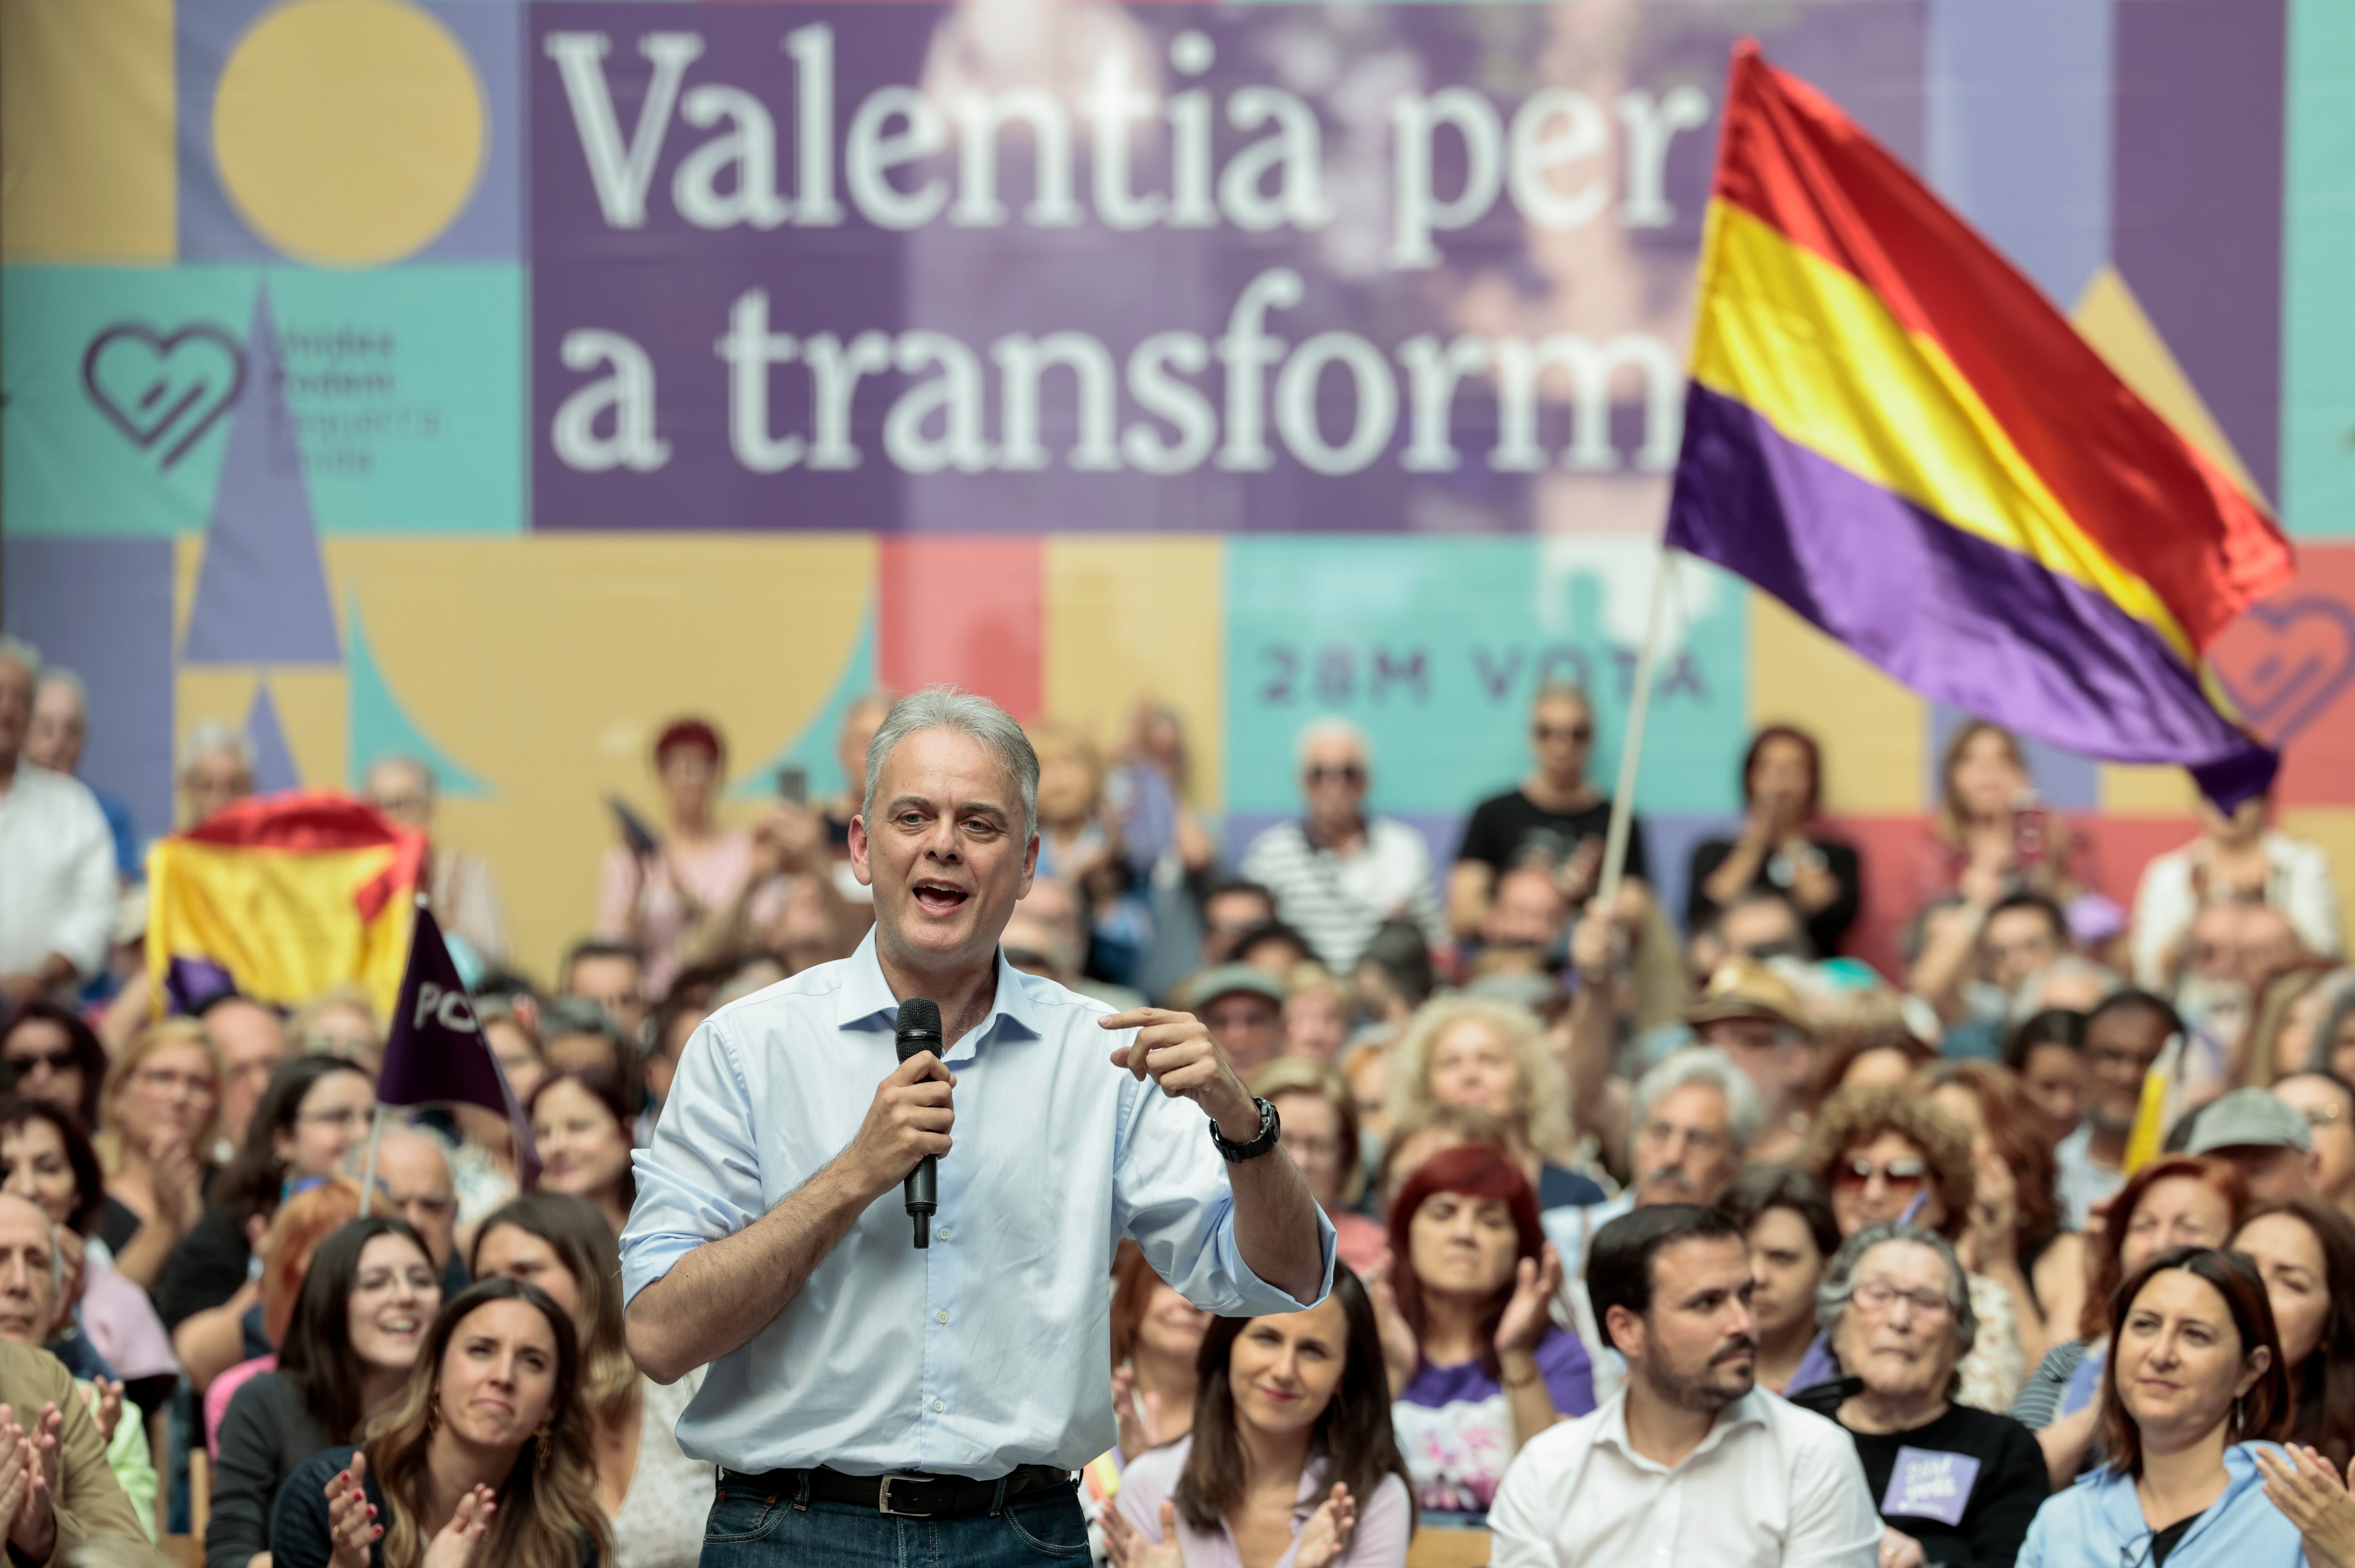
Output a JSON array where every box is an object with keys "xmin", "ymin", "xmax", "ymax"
[{"xmin": 1115, "ymin": 1435, "xmax": 1411, "ymax": 1568}]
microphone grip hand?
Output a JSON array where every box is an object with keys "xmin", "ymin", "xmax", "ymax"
[{"xmin": 848, "ymin": 1053, "xmax": 955, "ymax": 1205}]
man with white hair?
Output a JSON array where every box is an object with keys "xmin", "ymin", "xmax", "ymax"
[
  {"xmin": 1546, "ymin": 1047, "xmax": 1766, "ymax": 1400},
  {"xmin": 624, "ymin": 687, "xmax": 1330, "ymax": 1566},
  {"xmin": 363, "ymin": 755, "xmax": 509, "ymax": 963},
  {"xmin": 0, "ymin": 639, "xmax": 116, "ymax": 1005},
  {"xmin": 1238, "ymin": 718, "xmax": 1446, "ymax": 973},
  {"xmin": 0, "ymin": 1192, "xmax": 151, "ymax": 1559},
  {"xmin": 24, "ymin": 669, "xmax": 138, "ymax": 880},
  {"xmin": 176, "ymin": 719, "xmax": 255, "ymax": 827}
]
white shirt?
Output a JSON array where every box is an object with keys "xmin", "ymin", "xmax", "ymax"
[
  {"xmin": 1239, "ymin": 817, "xmax": 1447, "ymax": 972},
  {"xmin": 2131, "ymin": 831, "xmax": 2343, "ymax": 988},
  {"xmin": 1542, "ymin": 1194, "xmax": 1633, "ymax": 1406},
  {"xmin": 1487, "ymin": 1386, "xmax": 1880, "ymax": 1568},
  {"xmin": 620, "ymin": 931, "xmax": 1334, "ymax": 1478},
  {"xmin": 0, "ymin": 764, "xmax": 116, "ymax": 981},
  {"xmin": 609, "ymin": 1371, "xmax": 713, "ymax": 1568}
]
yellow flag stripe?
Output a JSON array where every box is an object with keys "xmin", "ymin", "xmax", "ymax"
[{"xmin": 1689, "ymin": 202, "xmax": 2196, "ymax": 666}]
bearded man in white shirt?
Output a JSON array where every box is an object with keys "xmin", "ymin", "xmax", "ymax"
[
  {"xmin": 0, "ymin": 639, "xmax": 115, "ymax": 1006},
  {"xmin": 1489, "ymin": 1204, "xmax": 1882, "ymax": 1568}
]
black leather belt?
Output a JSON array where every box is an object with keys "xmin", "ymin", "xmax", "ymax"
[{"xmin": 716, "ymin": 1464, "xmax": 1075, "ymax": 1519}]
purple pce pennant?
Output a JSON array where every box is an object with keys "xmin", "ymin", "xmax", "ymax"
[{"xmin": 1881, "ymin": 1447, "xmax": 1980, "ymax": 1528}]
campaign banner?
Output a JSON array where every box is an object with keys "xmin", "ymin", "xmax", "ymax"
[{"xmin": 527, "ymin": 2, "xmax": 1923, "ymax": 531}]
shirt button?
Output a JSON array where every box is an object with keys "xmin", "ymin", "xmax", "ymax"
[
  {"xmin": 937, "ymin": 1227, "xmax": 952, "ymax": 1241},
  {"xmin": 932, "ymin": 1399, "xmax": 945, "ymax": 1413},
  {"xmin": 935, "ymin": 1311, "xmax": 950, "ymax": 1325}
]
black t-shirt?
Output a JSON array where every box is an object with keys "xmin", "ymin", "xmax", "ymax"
[
  {"xmin": 99, "ymin": 1196, "xmax": 143, "ymax": 1260},
  {"xmin": 1455, "ymin": 790, "xmax": 1648, "ymax": 884},
  {"xmin": 1843, "ymin": 1404, "xmax": 2048, "ymax": 1568},
  {"xmin": 2149, "ymin": 1515, "xmax": 2197, "ymax": 1568},
  {"xmin": 154, "ymin": 1203, "xmax": 253, "ymax": 1331},
  {"xmin": 1685, "ymin": 835, "xmax": 1863, "ymax": 957}
]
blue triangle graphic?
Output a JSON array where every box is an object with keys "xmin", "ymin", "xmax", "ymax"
[
  {"xmin": 731, "ymin": 592, "xmax": 878, "ymax": 800},
  {"xmin": 245, "ymin": 680, "xmax": 302, "ymax": 792},
  {"xmin": 184, "ymin": 280, "xmax": 342, "ymax": 666},
  {"xmin": 345, "ymin": 593, "xmax": 492, "ymax": 797}
]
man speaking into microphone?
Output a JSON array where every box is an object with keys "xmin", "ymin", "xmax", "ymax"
[{"xmin": 621, "ymin": 688, "xmax": 1334, "ymax": 1566}]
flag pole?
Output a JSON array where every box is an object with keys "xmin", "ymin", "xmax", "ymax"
[
  {"xmin": 1595, "ymin": 542, "xmax": 1676, "ymax": 913},
  {"xmin": 357, "ymin": 1102, "xmax": 386, "ymax": 1218}
]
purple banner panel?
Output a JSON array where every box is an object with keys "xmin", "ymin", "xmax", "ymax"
[{"xmin": 528, "ymin": 1, "xmax": 1923, "ymax": 533}]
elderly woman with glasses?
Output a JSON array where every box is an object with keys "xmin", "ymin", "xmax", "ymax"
[
  {"xmin": 1819, "ymin": 1224, "xmax": 2049, "ymax": 1568},
  {"xmin": 1799, "ymin": 1086, "xmax": 2025, "ymax": 1413}
]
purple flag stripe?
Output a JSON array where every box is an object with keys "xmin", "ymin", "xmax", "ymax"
[{"xmin": 1665, "ymin": 383, "xmax": 2274, "ymax": 806}]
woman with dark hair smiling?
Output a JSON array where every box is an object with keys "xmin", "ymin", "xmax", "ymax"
[
  {"xmin": 210, "ymin": 1216, "xmax": 440, "ymax": 1568},
  {"xmin": 0, "ymin": 1098, "xmax": 177, "ymax": 1422},
  {"xmin": 164, "ymin": 1055, "xmax": 376, "ymax": 1390},
  {"xmin": 1370, "ymin": 1145, "xmax": 1584, "ymax": 1518},
  {"xmin": 269, "ymin": 1277, "xmax": 607, "ymax": 1568},
  {"xmin": 525, "ymin": 1071, "xmax": 635, "ymax": 1235},
  {"xmin": 1102, "ymin": 1268, "xmax": 1412, "ymax": 1568},
  {"xmin": 2017, "ymin": 1247, "xmax": 2317, "ymax": 1567},
  {"xmin": 1686, "ymin": 725, "xmax": 1862, "ymax": 959}
]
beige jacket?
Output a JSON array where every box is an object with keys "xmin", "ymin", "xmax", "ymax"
[{"xmin": 0, "ymin": 1340, "xmax": 146, "ymax": 1562}]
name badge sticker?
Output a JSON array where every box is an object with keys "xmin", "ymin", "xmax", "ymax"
[{"xmin": 1882, "ymin": 1447, "xmax": 1980, "ymax": 1527}]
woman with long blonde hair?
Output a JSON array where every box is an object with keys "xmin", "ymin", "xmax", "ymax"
[
  {"xmin": 269, "ymin": 1277, "xmax": 607, "ymax": 1568},
  {"xmin": 94, "ymin": 1017, "xmax": 221, "ymax": 1293},
  {"xmin": 1384, "ymin": 997, "xmax": 1598, "ymax": 1210}
]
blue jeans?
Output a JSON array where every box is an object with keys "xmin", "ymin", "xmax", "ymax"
[{"xmin": 699, "ymin": 1474, "xmax": 1091, "ymax": 1568}]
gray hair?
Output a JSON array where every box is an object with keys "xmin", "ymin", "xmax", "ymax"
[
  {"xmin": 1293, "ymin": 715, "xmax": 1371, "ymax": 771},
  {"xmin": 33, "ymin": 667, "xmax": 85, "ymax": 707},
  {"xmin": 1632, "ymin": 1047, "xmax": 1767, "ymax": 1156},
  {"xmin": 179, "ymin": 718, "xmax": 256, "ymax": 775},
  {"xmin": 1816, "ymin": 1222, "xmax": 1976, "ymax": 1376},
  {"xmin": 862, "ymin": 687, "xmax": 1040, "ymax": 840},
  {"xmin": 0, "ymin": 636, "xmax": 39, "ymax": 683},
  {"xmin": 2008, "ymin": 954, "xmax": 2121, "ymax": 1024},
  {"xmin": 364, "ymin": 754, "xmax": 437, "ymax": 800}
]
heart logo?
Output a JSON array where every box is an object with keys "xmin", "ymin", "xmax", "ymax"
[
  {"xmin": 2213, "ymin": 595, "xmax": 2355, "ymax": 746},
  {"xmin": 80, "ymin": 323, "xmax": 247, "ymax": 469}
]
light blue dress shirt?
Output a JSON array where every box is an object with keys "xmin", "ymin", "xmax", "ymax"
[{"xmin": 621, "ymin": 931, "xmax": 1336, "ymax": 1479}]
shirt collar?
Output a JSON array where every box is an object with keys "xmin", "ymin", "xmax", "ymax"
[
  {"xmin": 1595, "ymin": 1385, "xmax": 1769, "ymax": 1474},
  {"xmin": 834, "ymin": 929, "xmax": 1046, "ymax": 1059}
]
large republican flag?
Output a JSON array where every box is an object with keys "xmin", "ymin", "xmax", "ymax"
[
  {"xmin": 1666, "ymin": 43, "xmax": 2292, "ymax": 808},
  {"xmin": 146, "ymin": 792, "xmax": 425, "ymax": 1022}
]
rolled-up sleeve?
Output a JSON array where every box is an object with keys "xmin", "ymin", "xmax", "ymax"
[
  {"xmin": 621, "ymin": 1017, "xmax": 769, "ymax": 1305},
  {"xmin": 1109, "ymin": 1067, "xmax": 1334, "ymax": 1317}
]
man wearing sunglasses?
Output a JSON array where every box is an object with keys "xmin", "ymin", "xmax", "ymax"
[
  {"xmin": 1238, "ymin": 718, "xmax": 1447, "ymax": 974},
  {"xmin": 1450, "ymin": 681, "xmax": 1650, "ymax": 941}
]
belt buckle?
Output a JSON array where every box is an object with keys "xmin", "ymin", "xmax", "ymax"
[{"xmin": 876, "ymin": 1474, "xmax": 935, "ymax": 1518}]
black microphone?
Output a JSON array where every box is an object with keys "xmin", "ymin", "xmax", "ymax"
[{"xmin": 893, "ymin": 998, "xmax": 942, "ymax": 1248}]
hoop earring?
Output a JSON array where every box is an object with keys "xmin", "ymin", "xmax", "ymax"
[{"xmin": 426, "ymin": 1402, "xmax": 440, "ymax": 1434}]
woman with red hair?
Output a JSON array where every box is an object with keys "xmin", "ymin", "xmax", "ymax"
[
  {"xmin": 1371, "ymin": 1145, "xmax": 1585, "ymax": 1519},
  {"xmin": 593, "ymin": 717, "xmax": 774, "ymax": 996}
]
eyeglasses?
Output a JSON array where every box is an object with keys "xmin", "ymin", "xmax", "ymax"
[
  {"xmin": 1533, "ymin": 723, "xmax": 1593, "ymax": 744},
  {"xmin": 1852, "ymin": 1280, "xmax": 1955, "ymax": 1319},
  {"xmin": 134, "ymin": 1066, "xmax": 215, "ymax": 1098},
  {"xmin": 5, "ymin": 1048, "xmax": 77, "ymax": 1076},
  {"xmin": 1304, "ymin": 765, "xmax": 1365, "ymax": 786},
  {"xmin": 295, "ymin": 1106, "xmax": 368, "ymax": 1132},
  {"xmin": 1832, "ymin": 1157, "xmax": 1926, "ymax": 1192},
  {"xmin": 1283, "ymin": 1133, "xmax": 1345, "ymax": 1163}
]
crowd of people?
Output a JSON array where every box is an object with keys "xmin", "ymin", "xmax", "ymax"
[{"xmin": 7, "ymin": 627, "xmax": 2355, "ymax": 1568}]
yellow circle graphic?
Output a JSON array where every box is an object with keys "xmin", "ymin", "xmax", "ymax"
[{"xmin": 213, "ymin": 0, "xmax": 485, "ymax": 266}]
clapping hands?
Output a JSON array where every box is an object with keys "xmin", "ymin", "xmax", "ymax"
[
  {"xmin": 2256, "ymin": 1444, "xmax": 2355, "ymax": 1568},
  {"xmin": 1295, "ymin": 1482, "xmax": 1359, "ymax": 1568},
  {"xmin": 1099, "ymin": 1498, "xmax": 1184, "ymax": 1568},
  {"xmin": 0, "ymin": 1402, "xmax": 63, "ymax": 1560}
]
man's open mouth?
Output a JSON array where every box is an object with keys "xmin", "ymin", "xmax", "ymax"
[{"xmin": 913, "ymin": 881, "xmax": 970, "ymax": 915}]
